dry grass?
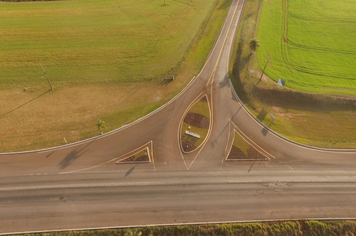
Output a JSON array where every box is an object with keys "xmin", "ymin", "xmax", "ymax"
[
  {"xmin": 0, "ymin": 0, "xmax": 232, "ymax": 152},
  {"xmin": 0, "ymin": 80, "xmax": 178, "ymax": 152}
]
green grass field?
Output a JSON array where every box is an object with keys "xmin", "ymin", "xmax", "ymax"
[
  {"xmin": 257, "ymin": 0, "xmax": 356, "ymax": 95},
  {"xmin": 0, "ymin": 0, "xmax": 218, "ymax": 87},
  {"xmin": 229, "ymin": 0, "xmax": 356, "ymax": 149},
  {"xmin": 0, "ymin": 0, "xmax": 231, "ymax": 152}
]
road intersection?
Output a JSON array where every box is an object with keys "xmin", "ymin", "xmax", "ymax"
[{"xmin": 1, "ymin": 0, "xmax": 356, "ymax": 234}]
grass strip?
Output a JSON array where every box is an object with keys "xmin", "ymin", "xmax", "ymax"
[{"xmin": 17, "ymin": 220, "xmax": 356, "ymax": 236}]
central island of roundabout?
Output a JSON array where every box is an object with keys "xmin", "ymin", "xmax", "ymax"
[{"xmin": 180, "ymin": 95, "xmax": 211, "ymax": 153}]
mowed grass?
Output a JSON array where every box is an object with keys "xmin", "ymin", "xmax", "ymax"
[
  {"xmin": 0, "ymin": 0, "xmax": 232, "ymax": 152},
  {"xmin": 0, "ymin": 0, "xmax": 218, "ymax": 86},
  {"xmin": 257, "ymin": 0, "xmax": 356, "ymax": 95},
  {"xmin": 229, "ymin": 0, "xmax": 356, "ymax": 149}
]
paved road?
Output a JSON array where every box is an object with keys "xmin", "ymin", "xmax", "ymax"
[
  {"xmin": 1, "ymin": 0, "xmax": 356, "ymax": 234},
  {"xmin": 2, "ymin": 169, "xmax": 356, "ymax": 234}
]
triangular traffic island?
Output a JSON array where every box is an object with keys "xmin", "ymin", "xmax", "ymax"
[
  {"xmin": 227, "ymin": 131, "xmax": 269, "ymax": 161},
  {"xmin": 116, "ymin": 147, "xmax": 151, "ymax": 164},
  {"xmin": 180, "ymin": 95, "xmax": 211, "ymax": 153}
]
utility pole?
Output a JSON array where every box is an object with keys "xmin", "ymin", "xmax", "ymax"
[{"xmin": 40, "ymin": 64, "xmax": 53, "ymax": 90}]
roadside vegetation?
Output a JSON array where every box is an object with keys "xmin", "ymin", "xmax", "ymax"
[
  {"xmin": 117, "ymin": 148, "xmax": 150, "ymax": 163},
  {"xmin": 230, "ymin": 0, "xmax": 356, "ymax": 148},
  {"xmin": 17, "ymin": 220, "xmax": 356, "ymax": 235},
  {"xmin": 0, "ymin": 0, "xmax": 231, "ymax": 152}
]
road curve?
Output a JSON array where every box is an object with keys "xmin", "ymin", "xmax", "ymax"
[{"xmin": 1, "ymin": 0, "xmax": 356, "ymax": 234}]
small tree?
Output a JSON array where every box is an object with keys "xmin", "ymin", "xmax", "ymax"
[
  {"xmin": 97, "ymin": 119, "xmax": 105, "ymax": 134},
  {"xmin": 249, "ymin": 38, "xmax": 260, "ymax": 54}
]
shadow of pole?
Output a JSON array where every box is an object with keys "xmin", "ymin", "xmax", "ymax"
[
  {"xmin": 125, "ymin": 165, "xmax": 137, "ymax": 177},
  {"xmin": 0, "ymin": 90, "xmax": 51, "ymax": 119},
  {"xmin": 58, "ymin": 139, "xmax": 96, "ymax": 169}
]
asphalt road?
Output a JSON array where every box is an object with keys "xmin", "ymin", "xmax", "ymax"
[{"xmin": 1, "ymin": 0, "xmax": 356, "ymax": 234}]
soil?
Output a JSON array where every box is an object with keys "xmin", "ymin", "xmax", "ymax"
[
  {"xmin": 227, "ymin": 145, "xmax": 267, "ymax": 160},
  {"xmin": 200, "ymin": 96, "xmax": 208, "ymax": 103},
  {"xmin": 121, "ymin": 154, "xmax": 149, "ymax": 162},
  {"xmin": 227, "ymin": 146, "xmax": 247, "ymax": 159},
  {"xmin": 184, "ymin": 112, "xmax": 209, "ymax": 129},
  {"xmin": 182, "ymin": 141, "xmax": 196, "ymax": 152}
]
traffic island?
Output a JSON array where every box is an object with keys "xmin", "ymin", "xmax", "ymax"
[
  {"xmin": 227, "ymin": 131, "xmax": 268, "ymax": 161},
  {"xmin": 116, "ymin": 147, "xmax": 151, "ymax": 164},
  {"xmin": 180, "ymin": 95, "xmax": 211, "ymax": 153}
]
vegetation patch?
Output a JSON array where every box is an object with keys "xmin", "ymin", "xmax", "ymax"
[
  {"xmin": 184, "ymin": 113, "xmax": 210, "ymax": 129},
  {"xmin": 116, "ymin": 148, "xmax": 150, "ymax": 164},
  {"xmin": 227, "ymin": 131, "xmax": 267, "ymax": 160},
  {"xmin": 257, "ymin": 0, "xmax": 356, "ymax": 95},
  {"xmin": 181, "ymin": 141, "xmax": 196, "ymax": 153},
  {"xmin": 16, "ymin": 220, "xmax": 356, "ymax": 235},
  {"xmin": 229, "ymin": 0, "xmax": 356, "ymax": 149},
  {"xmin": 180, "ymin": 96, "xmax": 210, "ymax": 152},
  {"xmin": 0, "ymin": 0, "xmax": 232, "ymax": 152}
]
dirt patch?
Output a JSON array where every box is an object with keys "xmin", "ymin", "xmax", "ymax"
[
  {"xmin": 184, "ymin": 112, "xmax": 209, "ymax": 129},
  {"xmin": 227, "ymin": 145, "xmax": 267, "ymax": 160},
  {"xmin": 182, "ymin": 141, "xmax": 196, "ymax": 152},
  {"xmin": 200, "ymin": 96, "xmax": 208, "ymax": 103},
  {"xmin": 227, "ymin": 146, "xmax": 247, "ymax": 159},
  {"xmin": 121, "ymin": 154, "xmax": 149, "ymax": 162}
]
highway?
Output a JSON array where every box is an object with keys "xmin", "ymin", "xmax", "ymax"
[
  {"xmin": 2, "ymin": 169, "xmax": 356, "ymax": 234},
  {"xmin": 1, "ymin": 0, "xmax": 356, "ymax": 234}
]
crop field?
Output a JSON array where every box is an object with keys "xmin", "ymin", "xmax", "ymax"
[
  {"xmin": 257, "ymin": 0, "xmax": 356, "ymax": 95},
  {"xmin": 0, "ymin": 0, "xmax": 231, "ymax": 152},
  {"xmin": 0, "ymin": 0, "xmax": 219, "ymax": 86},
  {"xmin": 230, "ymin": 0, "xmax": 356, "ymax": 148}
]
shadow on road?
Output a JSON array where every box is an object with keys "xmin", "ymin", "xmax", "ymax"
[
  {"xmin": 125, "ymin": 166, "xmax": 136, "ymax": 177},
  {"xmin": 219, "ymin": 74, "xmax": 229, "ymax": 88},
  {"xmin": 213, "ymin": 107, "xmax": 241, "ymax": 144},
  {"xmin": 46, "ymin": 151, "xmax": 55, "ymax": 159},
  {"xmin": 58, "ymin": 140, "xmax": 95, "ymax": 169},
  {"xmin": 261, "ymin": 127, "xmax": 268, "ymax": 136},
  {"xmin": 248, "ymin": 160, "xmax": 256, "ymax": 173}
]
